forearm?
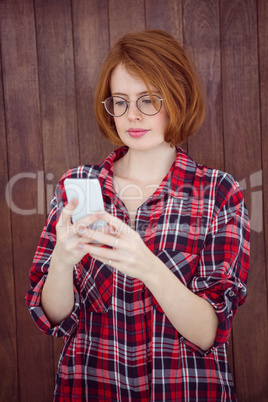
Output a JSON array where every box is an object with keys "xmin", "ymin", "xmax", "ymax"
[
  {"xmin": 143, "ymin": 256, "xmax": 219, "ymax": 351},
  {"xmin": 83, "ymin": 211, "xmax": 219, "ymax": 350},
  {"xmin": 41, "ymin": 248, "xmax": 75, "ymax": 327}
]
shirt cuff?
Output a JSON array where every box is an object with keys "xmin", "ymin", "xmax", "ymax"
[{"xmin": 25, "ymin": 276, "xmax": 80, "ymax": 338}]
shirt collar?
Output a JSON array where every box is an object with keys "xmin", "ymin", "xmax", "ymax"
[
  {"xmin": 168, "ymin": 147, "xmax": 197, "ymax": 199},
  {"xmin": 97, "ymin": 146, "xmax": 197, "ymax": 200}
]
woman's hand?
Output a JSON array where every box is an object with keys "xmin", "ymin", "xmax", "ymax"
[
  {"xmin": 53, "ymin": 199, "xmax": 108, "ymax": 270},
  {"xmin": 41, "ymin": 201, "xmax": 111, "ymax": 325},
  {"xmin": 81, "ymin": 210, "xmax": 156, "ymax": 282}
]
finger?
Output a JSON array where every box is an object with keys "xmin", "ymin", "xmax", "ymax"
[
  {"xmin": 75, "ymin": 215, "xmax": 108, "ymax": 237},
  {"xmin": 59, "ymin": 199, "xmax": 78, "ymax": 227},
  {"xmin": 84, "ymin": 229, "xmax": 120, "ymax": 248},
  {"xmin": 88, "ymin": 243, "xmax": 119, "ymax": 264},
  {"xmin": 77, "ymin": 222, "xmax": 120, "ymax": 246},
  {"xmin": 95, "ymin": 210, "xmax": 131, "ymax": 237}
]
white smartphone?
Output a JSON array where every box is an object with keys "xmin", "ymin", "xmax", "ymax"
[{"xmin": 64, "ymin": 178, "xmax": 106, "ymax": 231}]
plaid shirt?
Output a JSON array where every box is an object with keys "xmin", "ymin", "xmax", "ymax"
[{"xmin": 26, "ymin": 146, "xmax": 250, "ymax": 401}]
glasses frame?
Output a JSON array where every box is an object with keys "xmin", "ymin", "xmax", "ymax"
[{"xmin": 102, "ymin": 94, "xmax": 164, "ymax": 117}]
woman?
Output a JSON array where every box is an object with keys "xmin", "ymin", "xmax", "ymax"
[{"xmin": 26, "ymin": 30, "xmax": 250, "ymax": 401}]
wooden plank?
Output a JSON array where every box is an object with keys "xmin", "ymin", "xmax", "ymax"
[
  {"xmin": 183, "ymin": 0, "xmax": 234, "ymax": 378},
  {"xmin": 35, "ymin": 0, "xmax": 80, "ymax": 188},
  {"xmin": 145, "ymin": 0, "xmax": 187, "ymax": 153},
  {"xmin": 258, "ymin": 0, "xmax": 268, "ymax": 315},
  {"xmin": 72, "ymin": 0, "xmax": 113, "ymax": 166},
  {"xmin": 109, "ymin": 0, "xmax": 146, "ymax": 46},
  {"xmin": 34, "ymin": 0, "xmax": 81, "ymax": 378},
  {"xmin": 0, "ymin": 30, "xmax": 19, "ymax": 402},
  {"xmin": 220, "ymin": 0, "xmax": 268, "ymax": 400},
  {"xmin": 183, "ymin": 0, "xmax": 224, "ymax": 172},
  {"xmin": 0, "ymin": 0, "xmax": 54, "ymax": 401},
  {"xmin": 145, "ymin": 0, "xmax": 183, "ymax": 43}
]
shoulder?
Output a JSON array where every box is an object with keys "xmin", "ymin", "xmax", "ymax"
[
  {"xmin": 192, "ymin": 163, "xmax": 247, "ymax": 229},
  {"xmin": 195, "ymin": 163, "xmax": 243, "ymax": 205},
  {"xmin": 177, "ymin": 148, "xmax": 244, "ymax": 204}
]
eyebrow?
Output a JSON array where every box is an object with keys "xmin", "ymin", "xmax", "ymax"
[{"xmin": 111, "ymin": 90, "xmax": 161, "ymax": 97}]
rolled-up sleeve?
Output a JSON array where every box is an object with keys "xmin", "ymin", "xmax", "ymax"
[
  {"xmin": 188, "ymin": 176, "xmax": 250, "ymax": 353},
  {"xmin": 25, "ymin": 175, "xmax": 80, "ymax": 337}
]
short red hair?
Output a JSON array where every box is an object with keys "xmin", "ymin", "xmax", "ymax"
[{"xmin": 94, "ymin": 30, "xmax": 205, "ymax": 147}]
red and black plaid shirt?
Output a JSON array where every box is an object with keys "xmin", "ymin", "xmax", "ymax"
[{"xmin": 26, "ymin": 146, "xmax": 250, "ymax": 401}]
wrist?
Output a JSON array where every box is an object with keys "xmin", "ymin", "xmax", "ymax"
[
  {"xmin": 50, "ymin": 245, "xmax": 74, "ymax": 274},
  {"xmin": 141, "ymin": 253, "xmax": 166, "ymax": 288}
]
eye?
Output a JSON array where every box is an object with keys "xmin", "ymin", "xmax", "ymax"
[
  {"xmin": 114, "ymin": 99, "xmax": 126, "ymax": 107},
  {"xmin": 142, "ymin": 98, "xmax": 152, "ymax": 104},
  {"xmin": 140, "ymin": 95, "xmax": 152, "ymax": 103}
]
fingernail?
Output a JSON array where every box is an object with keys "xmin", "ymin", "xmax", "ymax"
[
  {"xmin": 71, "ymin": 199, "xmax": 77, "ymax": 206},
  {"xmin": 78, "ymin": 243, "xmax": 84, "ymax": 249}
]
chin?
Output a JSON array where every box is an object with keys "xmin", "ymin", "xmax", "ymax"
[{"xmin": 130, "ymin": 140, "xmax": 169, "ymax": 151}]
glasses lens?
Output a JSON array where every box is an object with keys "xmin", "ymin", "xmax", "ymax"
[
  {"xmin": 104, "ymin": 96, "xmax": 127, "ymax": 117},
  {"xmin": 137, "ymin": 95, "xmax": 162, "ymax": 115}
]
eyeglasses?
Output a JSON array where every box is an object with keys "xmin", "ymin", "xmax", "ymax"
[{"xmin": 102, "ymin": 94, "xmax": 164, "ymax": 117}]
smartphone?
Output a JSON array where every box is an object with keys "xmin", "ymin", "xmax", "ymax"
[{"xmin": 64, "ymin": 178, "xmax": 106, "ymax": 231}]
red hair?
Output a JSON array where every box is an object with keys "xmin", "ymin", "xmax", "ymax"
[{"xmin": 94, "ymin": 30, "xmax": 205, "ymax": 147}]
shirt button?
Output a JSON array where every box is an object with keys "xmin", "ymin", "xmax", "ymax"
[{"xmin": 229, "ymin": 290, "xmax": 235, "ymax": 297}]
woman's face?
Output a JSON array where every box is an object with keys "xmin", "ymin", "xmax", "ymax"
[{"xmin": 110, "ymin": 64, "xmax": 170, "ymax": 152}]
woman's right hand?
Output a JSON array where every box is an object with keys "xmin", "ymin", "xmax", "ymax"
[
  {"xmin": 52, "ymin": 199, "xmax": 107, "ymax": 270},
  {"xmin": 52, "ymin": 199, "xmax": 86, "ymax": 270},
  {"xmin": 42, "ymin": 199, "xmax": 102, "ymax": 325}
]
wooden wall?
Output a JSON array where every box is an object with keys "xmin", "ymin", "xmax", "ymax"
[{"xmin": 0, "ymin": 0, "xmax": 267, "ymax": 401}]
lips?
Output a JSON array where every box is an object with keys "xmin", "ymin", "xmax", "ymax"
[{"xmin": 128, "ymin": 129, "xmax": 149, "ymax": 138}]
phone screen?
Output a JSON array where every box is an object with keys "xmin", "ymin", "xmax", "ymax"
[{"xmin": 64, "ymin": 178, "xmax": 106, "ymax": 231}]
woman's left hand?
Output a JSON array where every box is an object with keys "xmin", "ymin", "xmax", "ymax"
[{"xmin": 76, "ymin": 210, "xmax": 156, "ymax": 282}]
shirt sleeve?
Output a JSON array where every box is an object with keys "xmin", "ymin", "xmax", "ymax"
[
  {"xmin": 185, "ymin": 174, "xmax": 250, "ymax": 354},
  {"xmin": 25, "ymin": 174, "xmax": 80, "ymax": 338}
]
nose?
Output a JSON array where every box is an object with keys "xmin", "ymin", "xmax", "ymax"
[{"xmin": 127, "ymin": 100, "xmax": 142, "ymax": 120}]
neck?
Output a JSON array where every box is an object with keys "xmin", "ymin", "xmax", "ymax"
[{"xmin": 114, "ymin": 144, "xmax": 177, "ymax": 183}]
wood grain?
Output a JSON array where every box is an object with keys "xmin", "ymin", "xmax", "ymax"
[
  {"xmin": 34, "ymin": 0, "xmax": 82, "ymax": 375},
  {"xmin": 183, "ymin": 0, "xmax": 224, "ymax": 172},
  {"xmin": 109, "ymin": 0, "xmax": 146, "ymax": 46},
  {"xmin": 220, "ymin": 0, "xmax": 268, "ymax": 400},
  {"xmin": 145, "ymin": 0, "xmax": 183, "ymax": 43},
  {"xmin": 144, "ymin": 0, "xmax": 187, "ymax": 154},
  {"xmin": 0, "ymin": 25, "xmax": 19, "ymax": 402},
  {"xmin": 35, "ymin": 0, "xmax": 80, "ymax": 189},
  {"xmin": 183, "ymin": 0, "xmax": 235, "ymax": 377},
  {"xmin": 0, "ymin": 1, "xmax": 54, "ymax": 400},
  {"xmin": 258, "ymin": 0, "xmax": 268, "ymax": 315},
  {"xmin": 72, "ymin": 0, "xmax": 114, "ymax": 166}
]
